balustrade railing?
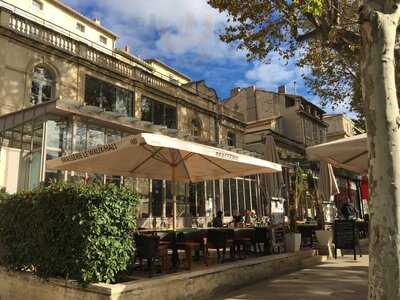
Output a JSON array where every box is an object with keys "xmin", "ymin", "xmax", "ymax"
[{"xmin": 8, "ymin": 12, "xmax": 78, "ymax": 55}]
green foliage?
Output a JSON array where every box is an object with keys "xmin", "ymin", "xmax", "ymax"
[
  {"xmin": 296, "ymin": 0, "xmax": 323, "ymax": 16},
  {"xmin": 0, "ymin": 182, "xmax": 138, "ymax": 285},
  {"xmin": 208, "ymin": 0, "xmax": 367, "ymax": 124},
  {"xmin": 288, "ymin": 165, "xmax": 307, "ymax": 232},
  {"xmin": 0, "ymin": 188, "xmax": 8, "ymax": 203}
]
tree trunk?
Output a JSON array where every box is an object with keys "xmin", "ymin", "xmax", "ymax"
[{"xmin": 360, "ymin": 2, "xmax": 400, "ymax": 299}]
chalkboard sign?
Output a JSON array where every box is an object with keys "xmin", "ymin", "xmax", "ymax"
[{"xmin": 334, "ymin": 220, "xmax": 361, "ymax": 260}]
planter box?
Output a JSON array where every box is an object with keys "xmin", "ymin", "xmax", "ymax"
[
  {"xmin": 315, "ymin": 230, "xmax": 334, "ymax": 257},
  {"xmin": 0, "ymin": 250, "xmax": 323, "ymax": 300},
  {"xmin": 284, "ymin": 233, "xmax": 302, "ymax": 252}
]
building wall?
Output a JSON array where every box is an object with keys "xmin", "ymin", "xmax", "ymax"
[
  {"xmin": 225, "ymin": 87, "xmax": 283, "ymax": 123},
  {"xmin": 0, "ymin": 36, "xmax": 80, "ymax": 115},
  {"xmin": 219, "ymin": 121, "xmax": 243, "ymax": 147},
  {"xmin": 324, "ymin": 115, "xmax": 359, "ymax": 142},
  {"xmin": 146, "ymin": 60, "xmax": 190, "ymax": 85},
  {"xmin": 0, "ymin": 36, "xmax": 137, "ymax": 116},
  {"xmin": 223, "ymin": 87, "xmax": 251, "ymax": 122},
  {"xmin": 4, "ymin": 0, "xmax": 116, "ymax": 51},
  {"xmin": 225, "ymin": 87, "xmax": 327, "ymax": 161},
  {"xmin": 279, "ymin": 100, "xmax": 303, "ymax": 144},
  {"xmin": 254, "ymin": 90, "xmax": 283, "ymax": 120}
]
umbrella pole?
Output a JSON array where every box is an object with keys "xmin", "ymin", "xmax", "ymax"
[{"xmin": 172, "ymin": 167, "xmax": 177, "ymax": 231}]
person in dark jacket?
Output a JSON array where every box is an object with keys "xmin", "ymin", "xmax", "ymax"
[{"xmin": 212, "ymin": 211, "xmax": 224, "ymax": 227}]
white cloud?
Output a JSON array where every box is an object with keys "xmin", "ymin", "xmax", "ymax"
[
  {"xmin": 62, "ymin": 0, "xmax": 243, "ymax": 60},
  {"xmin": 236, "ymin": 53, "xmax": 307, "ymax": 94}
]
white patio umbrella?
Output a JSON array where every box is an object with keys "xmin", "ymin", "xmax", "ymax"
[
  {"xmin": 306, "ymin": 134, "xmax": 368, "ymax": 174},
  {"xmin": 47, "ymin": 133, "xmax": 282, "ymax": 230},
  {"xmin": 318, "ymin": 162, "xmax": 340, "ymax": 203},
  {"xmin": 260, "ymin": 135, "xmax": 284, "ymax": 216}
]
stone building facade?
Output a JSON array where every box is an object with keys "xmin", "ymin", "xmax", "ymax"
[
  {"xmin": 0, "ymin": 0, "xmax": 262, "ymax": 228},
  {"xmin": 224, "ymin": 86, "xmax": 328, "ymax": 163},
  {"xmin": 323, "ymin": 114, "xmax": 364, "ymax": 142}
]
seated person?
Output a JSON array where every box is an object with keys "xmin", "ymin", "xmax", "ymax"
[
  {"xmin": 250, "ymin": 210, "xmax": 257, "ymax": 225},
  {"xmin": 232, "ymin": 210, "xmax": 244, "ymax": 227},
  {"xmin": 244, "ymin": 210, "xmax": 252, "ymax": 226},
  {"xmin": 212, "ymin": 211, "xmax": 224, "ymax": 228}
]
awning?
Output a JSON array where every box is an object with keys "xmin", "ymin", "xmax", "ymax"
[
  {"xmin": 47, "ymin": 133, "xmax": 282, "ymax": 229},
  {"xmin": 47, "ymin": 133, "xmax": 282, "ymax": 182},
  {"xmin": 306, "ymin": 134, "xmax": 367, "ymax": 174}
]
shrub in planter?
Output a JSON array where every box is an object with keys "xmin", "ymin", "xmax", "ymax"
[
  {"xmin": 0, "ymin": 188, "xmax": 8, "ymax": 204},
  {"xmin": 0, "ymin": 181, "xmax": 138, "ymax": 285}
]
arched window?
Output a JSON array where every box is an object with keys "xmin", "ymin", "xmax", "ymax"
[
  {"xmin": 31, "ymin": 65, "xmax": 55, "ymax": 105},
  {"xmin": 191, "ymin": 118, "xmax": 201, "ymax": 137}
]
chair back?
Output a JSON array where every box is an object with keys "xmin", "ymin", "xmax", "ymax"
[
  {"xmin": 207, "ymin": 229, "xmax": 227, "ymax": 248},
  {"xmin": 224, "ymin": 228, "xmax": 235, "ymax": 241},
  {"xmin": 254, "ymin": 227, "xmax": 269, "ymax": 243},
  {"xmin": 134, "ymin": 234, "xmax": 160, "ymax": 259},
  {"xmin": 156, "ymin": 231, "xmax": 175, "ymax": 243}
]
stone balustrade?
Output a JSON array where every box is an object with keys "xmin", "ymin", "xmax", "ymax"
[{"xmin": 8, "ymin": 11, "xmax": 78, "ymax": 55}]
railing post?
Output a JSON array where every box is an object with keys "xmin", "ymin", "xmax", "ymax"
[
  {"xmin": 77, "ymin": 42, "xmax": 87, "ymax": 59},
  {"xmin": 0, "ymin": 8, "xmax": 12, "ymax": 29}
]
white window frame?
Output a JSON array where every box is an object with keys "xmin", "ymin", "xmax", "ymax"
[
  {"xmin": 99, "ymin": 35, "xmax": 108, "ymax": 45},
  {"xmin": 76, "ymin": 22, "xmax": 85, "ymax": 33},
  {"xmin": 32, "ymin": 0, "xmax": 43, "ymax": 10}
]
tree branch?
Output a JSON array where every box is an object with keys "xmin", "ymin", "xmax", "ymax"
[{"xmin": 296, "ymin": 29, "xmax": 321, "ymax": 42}]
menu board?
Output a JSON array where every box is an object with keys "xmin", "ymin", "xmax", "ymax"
[
  {"xmin": 334, "ymin": 220, "xmax": 357, "ymax": 250},
  {"xmin": 271, "ymin": 198, "xmax": 285, "ymax": 226}
]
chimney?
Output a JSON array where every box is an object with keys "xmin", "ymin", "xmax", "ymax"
[
  {"xmin": 230, "ymin": 87, "xmax": 241, "ymax": 97},
  {"xmin": 93, "ymin": 18, "xmax": 101, "ymax": 25},
  {"xmin": 278, "ymin": 85, "xmax": 286, "ymax": 94},
  {"xmin": 123, "ymin": 44, "xmax": 130, "ymax": 54}
]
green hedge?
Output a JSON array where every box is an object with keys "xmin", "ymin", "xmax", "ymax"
[
  {"xmin": 0, "ymin": 182, "xmax": 138, "ymax": 285},
  {"xmin": 0, "ymin": 188, "xmax": 8, "ymax": 203}
]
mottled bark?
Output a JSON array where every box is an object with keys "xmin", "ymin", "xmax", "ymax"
[{"xmin": 360, "ymin": 1, "xmax": 400, "ymax": 299}]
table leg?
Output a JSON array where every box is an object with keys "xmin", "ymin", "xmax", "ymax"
[
  {"xmin": 172, "ymin": 246, "xmax": 179, "ymax": 269},
  {"xmin": 204, "ymin": 245, "xmax": 208, "ymax": 266},
  {"xmin": 185, "ymin": 246, "xmax": 192, "ymax": 270}
]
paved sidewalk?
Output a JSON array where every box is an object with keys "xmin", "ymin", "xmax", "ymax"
[{"xmin": 215, "ymin": 254, "xmax": 368, "ymax": 300}]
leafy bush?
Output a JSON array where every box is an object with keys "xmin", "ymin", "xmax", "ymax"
[
  {"xmin": 0, "ymin": 188, "xmax": 8, "ymax": 203},
  {"xmin": 0, "ymin": 181, "xmax": 138, "ymax": 285}
]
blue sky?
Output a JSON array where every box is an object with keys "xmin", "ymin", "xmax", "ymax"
[{"xmin": 63, "ymin": 0, "xmax": 349, "ymax": 113}]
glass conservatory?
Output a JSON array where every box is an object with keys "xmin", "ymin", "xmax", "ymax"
[{"xmin": 0, "ymin": 100, "xmax": 269, "ymax": 228}]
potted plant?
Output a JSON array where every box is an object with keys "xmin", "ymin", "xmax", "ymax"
[{"xmin": 284, "ymin": 166, "xmax": 303, "ymax": 252}]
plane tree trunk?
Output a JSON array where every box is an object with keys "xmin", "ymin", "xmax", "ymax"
[{"xmin": 359, "ymin": 1, "xmax": 400, "ymax": 299}]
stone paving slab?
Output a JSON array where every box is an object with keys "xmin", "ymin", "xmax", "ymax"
[{"xmin": 215, "ymin": 255, "xmax": 368, "ymax": 300}]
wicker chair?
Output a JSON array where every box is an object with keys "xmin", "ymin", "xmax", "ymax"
[{"xmin": 133, "ymin": 234, "xmax": 169, "ymax": 277}]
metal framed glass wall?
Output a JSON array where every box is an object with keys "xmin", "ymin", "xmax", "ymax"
[
  {"xmin": 136, "ymin": 176, "xmax": 263, "ymax": 220},
  {"xmin": 0, "ymin": 112, "xmax": 266, "ymax": 221}
]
